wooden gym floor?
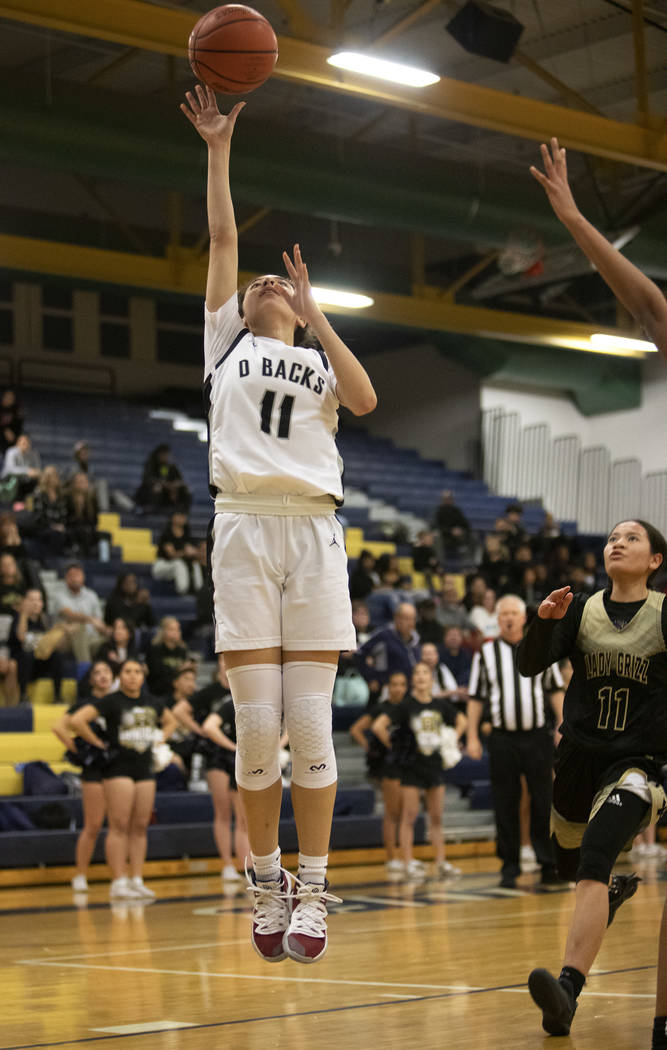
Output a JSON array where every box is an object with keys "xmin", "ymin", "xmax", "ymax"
[{"xmin": 1, "ymin": 854, "xmax": 664, "ymax": 1050}]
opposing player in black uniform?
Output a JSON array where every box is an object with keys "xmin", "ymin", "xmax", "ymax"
[
  {"xmin": 52, "ymin": 659, "xmax": 114, "ymax": 893},
  {"xmin": 531, "ymin": 136, "xmax": 667, "ymax": 1050},
  {"xmin": 70, "ymin": 659, "xmax": 178, "ymax": 901},
  {"xmin": 517, "ymin": 520, "xmax": 667, "ymax": 1036},
  {"xmin": 351, "ymin": 669, "xmax": 408, "ymax": 875}
]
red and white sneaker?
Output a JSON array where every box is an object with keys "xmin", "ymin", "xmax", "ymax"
[
  {"xmin": 282, "ymin": 878, "xmax": 342, "ymax": 964},
  {"xmin": 246, "ymin": 864, "xmax": 295, "ymax": 963}
]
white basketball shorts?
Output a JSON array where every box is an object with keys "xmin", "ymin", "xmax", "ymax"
[{"xmin": 210, "ymin": 511, "xmax": 356, "ymax": 652}]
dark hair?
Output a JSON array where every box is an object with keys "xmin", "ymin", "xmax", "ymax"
[
  {"xmin": 608, "ymin": 519, "xmax": 667, "ymax": 587},
  {"xmin": 237, "ymin": 281, "xmax": 319, "ymax": 349},
  {"xmin": 388, "ymin": 670, "xmax": 408, "ymax": 683}
]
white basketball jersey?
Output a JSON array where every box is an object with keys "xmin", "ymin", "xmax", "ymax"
[{"xmin": 204, "ymin": 295, "xmax": 344, "ymax": 500}]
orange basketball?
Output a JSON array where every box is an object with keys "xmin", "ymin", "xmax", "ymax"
[{"xmin": 188, "ymin": 5, "xmax": 278, "ymax": 95}]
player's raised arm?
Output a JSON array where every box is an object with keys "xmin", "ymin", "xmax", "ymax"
[
  {"xmin": 279, "ymin": 244, "xmax": 377, "ymax": 416},
  {"xmin": 180, "ymin": 86, "xmax": 245, "ymax": 312},
  {"xmin": 531, "ymin": 137, "xmax": 667, "ymax": 359}
]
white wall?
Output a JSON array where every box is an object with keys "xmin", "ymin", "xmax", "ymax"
[
  {"xmin": 481, "ymin": 354, "xmax": 667, "ymax": 475},
  {"xmin": 357, "ymin": 344, "xmax": 480, "ymax": 471}
]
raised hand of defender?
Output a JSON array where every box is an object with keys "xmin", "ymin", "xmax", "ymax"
[
  {"xmin": 180, "ymin": 84, "xmax": 245, "ymax": 144},
  {"xmin": 280, "ymin": 244, "xmax": 318, "ymax": 326},
  {"xmin": 537, "ymin": 586, "xmax": 574, "ymax": 620},
  {"xmin": 529, "ymin": 137, "xmax": 579, "ymax": 225}
]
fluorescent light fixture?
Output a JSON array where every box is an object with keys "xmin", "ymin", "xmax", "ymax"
[
  {"xmin": 149, "ymin": 409, "xmax": 184, "ymax": 421},
  {"xmin": 312, "ymin": 286, "xmax": 374, "ymax": 309},
  {"xmin": 327, "ymin": 51, "xmax": 439, "ymax": 88},
  {"xmin": 590, "ymin": 333, "xmax": 657, "ymax": 354},
  {"xmin": 173, "ymin": 419, "xmax": 207, "ymax": 435}
]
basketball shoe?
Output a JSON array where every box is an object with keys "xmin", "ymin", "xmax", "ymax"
[
  {"xmin": 282, "ymin": 877, "xmax": 342, "ymax": 964},
  {"xmin": 528, "ymin": 968, "xmax": 577, "ymax": 1036},
  {"xmin": 607, "ymin": 871, "xmax": 641, "ymax": 926},
  {"xmin": 246, "ymin": 863, "xmax": 295, "ymax": 963}
]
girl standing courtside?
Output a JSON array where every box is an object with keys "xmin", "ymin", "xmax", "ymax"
[
  {"xmin": 181, "ymin": 85, "xmax": 376, "ymax": 964},
  {"xmin": 70, "ymin": 659, "xmax": 178, "ymax": 901},
  {"xmin": 52, "ymin": 659, "xmax": 114, "ymax": 892}
]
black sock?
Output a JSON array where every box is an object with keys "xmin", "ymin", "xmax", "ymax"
[
  {"xmin": 559, "ymin": 966, "xmax": 585, "ymax": 1000},
  {"xmin": 652, "ymin": 1015, "xmax": 667, "ymax": 1049}
]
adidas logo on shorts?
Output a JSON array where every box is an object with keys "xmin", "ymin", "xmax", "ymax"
[{"xmin": 607, "ymin": 792, "xmax": 623, "ymax": 807}]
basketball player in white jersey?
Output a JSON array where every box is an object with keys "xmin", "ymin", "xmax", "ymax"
[{"xmin": 181, "ymin": 84, "xmax": 376, "ymax": 964}]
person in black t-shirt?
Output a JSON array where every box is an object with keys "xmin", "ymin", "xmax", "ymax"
[
  {"xmin": 517, "ymin": 519, "xmax": 667, "ymax": 1037},
  {"xmin": 146, "ymin": 616, "xmax": 190, "ymax": 697},
  {"xmin": 375, "ymin": 662, "xmax": 466, "ymax": 880},
  {"xmin": 135, "ymin": 444, "xmax": 191, "ymax": 513},
  {"xmin": 94, "ymin": 617, "xmax": 139, "ymax": 678},
  {"xmin": 51, "ymin": 660, "xmax": 114, "ymax": 893},
  {"xmin": 351, "ymin": 670, "xmax": 408, "ymax": 876},
  {"xmin": 104, "ymin": 572, "xmax": 156, "ymax": 631},
  {"xmin": 152, "ymin": 511, "xmax": 203, "ymax": 596},
  {"xmin": 69, "ymin": 659, "xmax": 178, "ymax": 902}
]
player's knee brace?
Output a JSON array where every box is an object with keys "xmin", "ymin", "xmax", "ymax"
[
  {"xmin": 282, "ymin": 661, "xmax": 338, "ymax": 788},
  {"xmin": 551, "ymin": 833, "xmax": 580, "ymax": 882},
  {"xmin": 227, "ymin": 664, "xmax": 283, "ymax": 791},
  {"xmin": 576, "ymin": 789, "xmax": 650, "ymax": 884}
]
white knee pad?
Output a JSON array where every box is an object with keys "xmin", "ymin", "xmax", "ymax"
[
  {"xmin": 227, "ymin": 664, "xmax": 283, "ymax": 791},
  {"xmin": 282, "ymin": 662, "xmax": 338, "ymax": 788}
]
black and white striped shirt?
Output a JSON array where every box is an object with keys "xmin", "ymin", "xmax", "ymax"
[{"xmin": 469, "ymin": 638, "xmax": 563, "ymax": 731}]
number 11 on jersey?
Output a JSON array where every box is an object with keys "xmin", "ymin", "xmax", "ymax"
[{"xmin": 260, "ymin": 390, "xmax": 295, "ymax": 439}]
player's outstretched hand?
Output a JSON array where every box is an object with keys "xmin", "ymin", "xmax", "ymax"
[
  {"xmin": 180, "ymin": 85, "xmax": 245, "ymax": 144},
  {"xmin": 537, "ymin": 586, "xmax": 573, "ymax": 620},
  {"xmin": 280, "ymin": 244, "xmax": 319, "ymax": 326},
  {"xmin": 529, "ymin": 137, "xmax": 580, "ymax": 226}
]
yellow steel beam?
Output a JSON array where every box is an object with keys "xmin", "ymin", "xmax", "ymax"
[
  {"xmin": 0, "ymin": 0, "xmax": 666, "ymax": 170},
  {"xmin": 0, "ymin": 233, "xmax": 648, "ymax": 358}
]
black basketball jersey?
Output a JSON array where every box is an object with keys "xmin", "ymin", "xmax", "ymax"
[{"xmin": 517, "ymin": 589, "xmax": 667, "ymax": 758}]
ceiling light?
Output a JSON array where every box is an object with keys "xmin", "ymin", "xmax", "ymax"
[
  {"xmin": 327, "ymin": 52, "xmax": 439, "ymax": 88},
  {"xmin": 312, "ymin": 286, "xmax": 374, "ymax": 309},
  {"xmin": 590, "ymin": 333, "xmax": 657, "ymax": 354}
]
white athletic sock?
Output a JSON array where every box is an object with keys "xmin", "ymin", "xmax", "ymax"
[
  {"xmin": 298, "ymin": 852, "xmax": 328, "ymax": 886},
  {"xmin": 252, "ymin": 846, "xmax": 282, "ymax": 885}
]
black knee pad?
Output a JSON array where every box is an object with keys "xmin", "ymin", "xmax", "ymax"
[
  {"xmin": 576, "ymin": 789, "xmax": 649, "ymax": 885},
  {"xmin": 552, "ymin": 833, "xmax": 579, "ymax": 881}
]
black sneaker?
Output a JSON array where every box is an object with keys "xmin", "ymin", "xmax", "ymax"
[
  {"xmin": 608, "ymin": 872, "xmax": 641, "ymax": 927},
  {"xmin": 528, "ymin": 968, "xmax": 577, "ymax": 1036},
  {"xmin": 540, "ymin": 866, "xmax": 566, "ymax": 887}
]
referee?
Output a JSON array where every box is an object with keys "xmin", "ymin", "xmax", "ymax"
[{"xmin": 467, "ymin": 594, "xmax": 564, "ymax": 888}]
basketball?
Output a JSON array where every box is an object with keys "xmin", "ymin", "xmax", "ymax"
[{"xmin": 188, "ymin": 5, "xmax": 278, "ymax": 95}]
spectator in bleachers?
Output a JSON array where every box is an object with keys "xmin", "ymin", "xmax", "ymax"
[
  {"xmin": 66, "ymin": 473, "xmax": 107, "ymax": 560},
  {"xmin": 349, "ymin": 549, "xmax": 378, "ymax": 602},
  {"xmin": 480, "ymin": 533, "xmax": 512, "ymax": 593},
  {"xmin": 546, "ymin": 540, "xmax": 574, "ymax": 591},
  {"xmin": 416, "ymin": 597, "xmax": 443, "ymax": 646},
  {"xmin": 420, "ymin": 641, "xmax": 465, "ymax": 704},
  {"xmin": 357, "ymin": 602, "xmax": 421, "ymax": 700},
  {"xmin": 68, "ymin": 440, "xmax": 135, "ymax": 514},
  {"xmin": 94, "ymin": 617, "xmax": 139, "ymax": 678},
  {"xmin": 0, "ymin": 552, "xmax": 26, "ymax": 616},
  {"xmin": 104, "ymin": 571, "xmax": 155, "ymax": 631},
  {"xmin": 51, "ymin": 659, "xmax": 114, "ymax": 893},
  {"xmin": 440, "ymin": 626, "xmax": 472, "ymax": 688},
  {"xmin": 51, "ymin": 561, "xmax": 108, "ymax": 663},
  {"xmin": 411, "ymin": 529, "xmax": 442, "ymax": 586},
  {"xmin": 581, "ymin": 550, "xmax": 602, "ymax": 592},
  {"xmin": 463, "ymin": 573, "xmax": 487, "ymax": 612},
  {"xmin": 437, "ymin": 579, "xmax": 473, "ymax": 633},
  {"xmin": 32, "ymin": 465, "xmax": 68, "ymax": 557},
  {"xmin": 0, "ymin": 611, "xmax": 19, "ymax": 705},
  {"xmin": 1, "ymin": 433, "xmax": 41, "ymax": 499},
  {"xmin": 135, "ymin": 443, "xmax": 191, "ymax": 513},
  {"xmin": 468, "ymin": 587, "xmax": 500, "ymax": 639},
  {"xmin": 516, "ymin": 564, "xmax": 547, "ymax": 612},
  {"xmin": 9, "ymin": 587, "xmax": 63, "ymax": 701},
  {"xmin": 531, "ymin": 510, "xmax": 562, "ymax": 558},
  {"xmin": 146, "ymin": 616, "xmax": 191, "ymax": 698},
  {"xmin": 434, "ymin": 490, "xmax": 471, "ymax": 558},
  {"xmin": 152, "ymin": 511, "xmax": 204, "ymax": 596},
  {"xmin": 164, "ymin": 664, "xmax": 199, "ymax": 776},
  {"xmin": 0, "ymin": 388, "xmax": 23, "ymax": 454},
  {"xmin": 337, "ymin": 600, "xmax": 372, "ymax": 681},
  {"xmin": 367, "ymin": 564, "xmax": 404, "ymax": 627},
  {"xmin": 501, "ymin": 503, "xmax": 528, "ymax": 554}
]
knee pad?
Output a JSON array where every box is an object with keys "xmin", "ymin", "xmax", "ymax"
[
  {"xmin": 551, "ymin": 833, "xmax": 580, "ymax": 882},
  {"xmin": 282, "ymin": 661, "xmax": 337, "ymax": 788},
  {"xmin": 227, "ymin": 664, "xmax": 282, "ymax": 791},
  {"xmin": 576, "ymin": 789, "xmax": 650, "ymax": 884}
]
